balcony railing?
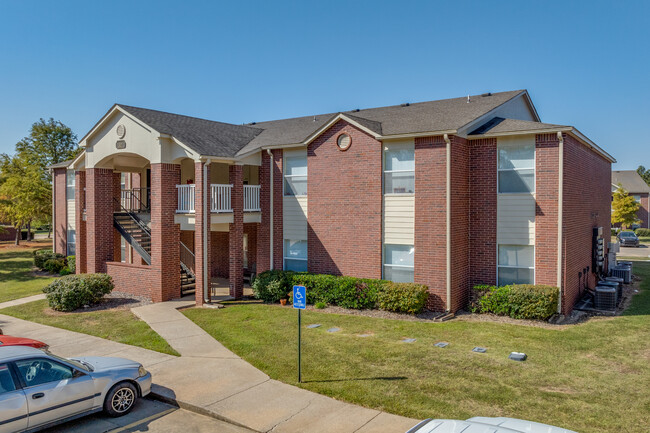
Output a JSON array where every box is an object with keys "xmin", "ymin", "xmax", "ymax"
[
  {"xmin": 244, "ymin": 185, "xmax": 261, "ymax": 212},
  {"xmin": 176, "ymin": 183, "xmax": 261, "ymax": 214},
  {"xmin": 177, "ymin": 184, "xmax": 195, "ymax": 213}
]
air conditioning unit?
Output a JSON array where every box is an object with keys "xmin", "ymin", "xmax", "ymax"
[
  {"xmin": 594, "ymin": 286, "xmax": 617, "ymax": 310},
  {"xmin": 598, "ymin": 280, "xmax": 621, "ymax": 304},
  {"xmin": 612, "ymin": 266, "xmax": 632, "ymax": 284},
  {"xmin": 608, "ymin": 242, "xmax": 620, "ymax": 253},
  {"xmin": 604, "ymin": 276, "xmax": 624, "ymax": 300}
]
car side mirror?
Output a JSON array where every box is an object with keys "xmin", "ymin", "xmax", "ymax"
[{"xmin": 72, "ymin": 369, "xmax": 86, "ymax": 378}]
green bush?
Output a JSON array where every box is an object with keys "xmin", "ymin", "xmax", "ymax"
[
  {"xmin": 635, "ymin": 228, "xmax": 650, "ymax": 237},
  {"xmin": 59, "ymin": 267, "xmax": 72, "ymax": 276},
  {"xmin": 473, "ymin": 284, "xmax": 559, "ymax": 320},
  {"xmin": 252, "ymin": 270, "xmax": 294, "ymax": 302},
  {"xmin": 252, "ymin": 271, "xmax": 429, "ymax": 313},
  {"xmin": 43, "ymin": 274, "xmax": 114, "ymax": 312},
  {"xmin": 66, "ymin": 255, "xmax": 76, "ymax": 273},
  {"xmin": 376, "ymin": 282, "xmax": 429, "ymax": 314},
  {"xmin": 33, "ymin": 249, "xmax": 65, "ymax": 270},
  {"xmin": 44, "ymin": 258, "xmax": 66, "ymax": 274},
  {"xmin": 315, "ymin": 301, "xmax": 326, "ymax": 309}
]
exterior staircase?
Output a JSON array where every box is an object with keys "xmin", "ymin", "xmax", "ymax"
[{"xmin": 179, "ymin": 242, "xmax": 196, "ymax": 296}]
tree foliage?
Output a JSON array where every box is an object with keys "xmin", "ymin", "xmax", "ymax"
[
  {"xmin": 611, "ymin": 184, "xmax": 640, "ymax": 229},
  {"xmin": 638, "ymin": 165, "xmax": 650, "ymax": 186}
]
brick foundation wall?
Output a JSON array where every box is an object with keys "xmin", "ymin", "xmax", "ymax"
[
  {"xmin": 75, "ymin": 171, "xmax": 87, "ymax": 274},
  {"xmin": 414, "ymin": 136, "xmax": 447, "ymax": 311},
  {"xmin": 535, "ymin": 134, "xmax": 559, "ymax": 286},
  {"xmin": 85, "ymin": 168, "xmax": 115, "ymax": 274},
  {"xmin": 53, "ymin": 168, "xmax": 67, "ymax": 255},
  {"xmin": 468, "ymin": 138, "xmax": 497, "ymax": 287},
  {"xmin": 307, "ymin": 120, "xmax": 382, "ymax": 278},
  {"xmin": 450, "ymin": 136, "xmax": 470, "ymax": 312},
  {"xmin": 106, "ymin": 262, "xmax": 155, "ymax": 298},
  {"xmin": 562, "ymin": 134, "xmax": 612, "ymax": 314}
]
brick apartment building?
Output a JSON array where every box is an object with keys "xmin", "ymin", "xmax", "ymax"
[
  {"xmin": 51, "ymin": 90, "xmax": 615, "ymax": 314},
  {"xmin": 611, "ymin": 170, "xmax": 650, "ymax": 228}
]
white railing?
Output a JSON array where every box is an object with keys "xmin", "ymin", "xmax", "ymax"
[
  {"xmin": 211, "ymin": 184, "xmax": 233, "ymax": 213},
  {"xmin": 177, "ymin": 184, "xmax": 195, "ymax": 213},
  {"xmin": 244, "ymin": 185, "xmax": 261, "ymax": 212}
]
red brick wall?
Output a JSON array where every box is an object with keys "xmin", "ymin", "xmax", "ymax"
[
  {"xmin": 562, "ymin": 134, "xmax": 612, "ymax": 314},
  {"xmin": 272, "ymin": 150, "xmax": 284, "ymax": 270},
  {"xmin": 637, "ymin": 194, "xmax": 649, "ymax": 228},
  {"xmin": 53, "ymin": 168, "xmax": 67, "ymax": 255},
  {"xmin": 414, "ymin": 136, "xmax": 447, "ymax": 311},
  {"xmin": 85, "ymin": 168, "xmax": 115, "ymax": 274},
  {"xmin": 450, "ymin": 136, "xmax": 470, "ymax": 312},
  {"xmin": 229, "ymin": 165, "xmax": 244, "ymax": 297},
  {"xmin": 468, "ymin": 138, "xmax": 497, "ymax": 287},
  {"xmin": 307, "ymin": 120, "xmax": 382, "ymax": 278},
  {"xmin": 194, "ymin": 162, "xmax": 211, "ymax": 305},
  {"xmin": 257, "ymin": 151, "xmax": 271, "ymax": 272},
  {"xmin": 535, "ymin": 134, "xmax": 559, "ymax": 286},
  {"xmin": 106, "ymin": 262, "xmax": 155, "ymax": 298},
  {"xmin": 211, "ymin": 231, "xmax": 229, "ymax": 278},
  {"xmin": 150, "ymin": 163, "xmax": 181, "ymax": 302},
  {"xmin": 0, "ymin": 227, "xmax": 17, "ymax": 242},
  {"xmin": 180, "ymin": 230, "xmax": 194, "ymax": 251},
  {"xmin": 244, "ymin": 223, "xmax": 257, "ymax": 271},
  {"xmin": 75, "ymin": 171, "xmax": 87, "ymax": 274}
]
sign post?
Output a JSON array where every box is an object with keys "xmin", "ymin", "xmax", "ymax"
[{"xmin": 293, "ymin": 285, "xmax": 306, "ymax": 383}]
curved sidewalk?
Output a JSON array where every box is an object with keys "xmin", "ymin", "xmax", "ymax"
[{"xmin": 131, "ymin": 300, "xmax": 417, "ymax": 433}]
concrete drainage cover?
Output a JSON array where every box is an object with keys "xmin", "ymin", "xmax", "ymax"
[
  {"xmin": 434, "ymin": 342, "xmax": 449, "ymax": 348},
  {"xmin": 327, "ymin": 327, "xmax": 341, "ymax": 333},
  {"xmin": 472, "ymin": 347, "xmax": 487, "ymax": 353},
  {"xmin": 509, "ymin": 352, "xmax": 527, "ymax": 362},
  {"xmin": 306, "ymin": 324, "xmax": 321, "ymax": 329},
  {"xmin": 402, "ymin": 338, "xmax": 417, "ymax": 343}
]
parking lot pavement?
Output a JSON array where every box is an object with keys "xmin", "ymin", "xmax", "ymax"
[
  {"xmin": 619, "ymin": 245, "xmax": 650, "ymax": 258},
  {"xmin": 41, "ymin": 397, "xmax": 253, "ymax": 433}
]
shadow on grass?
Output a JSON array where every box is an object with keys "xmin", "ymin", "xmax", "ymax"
[{"xmin": 302, "ymin": 376, "xmax": 407, "ymax": 384}]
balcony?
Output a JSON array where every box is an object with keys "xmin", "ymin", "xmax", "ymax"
[{"xmin": 176, "ymin": 184, "xmax": 260, "ymax": 213}]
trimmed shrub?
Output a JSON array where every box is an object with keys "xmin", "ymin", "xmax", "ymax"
[
  {"xmin": 314, "ymin": 301, "xmax": 326, "ymax": 309},
  {"xmin": 473, "ymin": 284, "xmax": 558, "ymax": 320},
  {"xmin": 376, "ymin": 282, "xmax": 429, "ymax": 314},
  {"xmin": 44, "ymin": 258, "xmax": 66, "ymax": 274},
  {"xmin": 635, "ymin": 228, "xmax": 650, "ymax": 237},
  {"xmin": 34, "ymin": 249, "xmax": 64, "ymax": 270},
  {"xmin": 43, "ymin": 274, "xmax": 114, "ymax": 312},
  {"xmin": 291, "ymin": 273, "xmax": 379, "ymax": 310},
  {"xmin": 59, "ymin": 267, "xmax": 72, "ymax": 276},
  {"xmin": 66, "ymin": 255, "xmax": 76, "ymax": 273},
  {"xmin": 252, "ymin": 270, "xmax": 295, "ymax": 302}
]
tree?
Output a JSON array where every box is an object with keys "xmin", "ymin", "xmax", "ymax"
[
  {"xmin": 611, "ymin": 185, "xmax": 640, "ymax": 229},
  {"xmin": 638, "ymin": 165, "xmax": 650, "ymax": 186},
  {"xmin": 15, "ymin": 118, "xmax": 79, "ymax": 176}
]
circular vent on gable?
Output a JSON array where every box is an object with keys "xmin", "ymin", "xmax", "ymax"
[{"xmin": 336, "ymin": 133, "xmax": 351, "ymax": 151}]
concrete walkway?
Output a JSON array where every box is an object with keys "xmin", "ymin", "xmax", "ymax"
[
  {"xmin": 0, "ymin": 293, "xmax": 46, "ymax": 310},
  {"xmin": 131, "ymin": 300, "xmax": 417, "ymax": 433}
]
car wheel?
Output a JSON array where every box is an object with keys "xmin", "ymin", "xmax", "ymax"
[{"xmin": 104, "ymin": 381, "xmax": 138, "ymax": 417}]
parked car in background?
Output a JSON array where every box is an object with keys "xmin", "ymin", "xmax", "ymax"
[
  {"xmin": 407, "ymin": 416, "xmax": 576, "ymax": 433},
  {"xmin": 0, "ymin": 335, "xmax": 48, "ymax": 350},
  {"xmin": 617, "ymin": 230, "xmax": 640, "ymax": 247},
  {"xmin": 0, "ymin": 346, "xmax": 151, "ymax": 433}
]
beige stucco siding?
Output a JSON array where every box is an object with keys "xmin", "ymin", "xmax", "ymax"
[{"xmin": 383, "ymin": 195, "xmax": 415, "ymax": 244}]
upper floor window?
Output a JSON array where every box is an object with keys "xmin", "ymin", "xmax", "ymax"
[
  {"xmin": 384, "ymin": 143, "xmax": 414, "ymax": 194},
  {"xmin": 66, "ymin": 170, "xmax": 75, "ymax": 200},
  {"xmin": 284, "ymin": 154, "xmax": 307, "ymax": 196},
  {"xmin": 633, "ymin": 194, "xmax": 641, "ymax": 203},
  {"xmin": 498, "ymin": 141, "xmax": 534, "ymax": 194}
]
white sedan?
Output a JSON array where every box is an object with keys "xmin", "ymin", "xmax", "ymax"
[{"xmin": 407, "ymin": 416, "xmax": 577, "ymax": 433}]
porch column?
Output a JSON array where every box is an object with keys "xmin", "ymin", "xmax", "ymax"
[
  {"xmin": 75, "ymin": 171, "xmax": 87, "ymax": 274},
  {"xmin": 194, "ymin": 162, "xmax": 212, "ymax": 306},
  {"xmin": 113, "ymin": 172, "xmax": 122, "ymax": 261},
  {"xmin": 85, "ymin": 168, "xmax": 114, "ymax": 274},
  {"xmin": 257, "ymin": 151, "xmax": 271, "ymax": 272},
  {"xmin": 150, "ymin": 163, "xmax": 181, "ymax": 302},
  {"xmin": 229, "ymin": 164, "xmax": 244, "ymax": 298},
  {"xmin": 272, "ymin": 150, "xmax": 284, "ymax": 270}
]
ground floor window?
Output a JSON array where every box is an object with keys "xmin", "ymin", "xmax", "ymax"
[
  {"xmin": 497, "ymin": 244, "xmax": 534, "ymax": 286},
  {"xmin": 243, "ymin": 233, "xmax": 249, "ymax": 269},
  {"xmin": 284, "ymin": 239, "xmax": 307, "ymax": 272},
  {"xmin": 383, "ymin": 244, "xmax": 414, "ymax": 283},
  {"xmin": 120, "ymin": 237, "xmax": 126, "ymax": 263},
  {"xmin": 66, "ymin": 229, "xmax": 75, "ymax": 256}
]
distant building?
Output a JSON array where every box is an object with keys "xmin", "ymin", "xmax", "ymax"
[{"xmin": 612, "ymin": 170, "xmax": 650, "ymax": 228}]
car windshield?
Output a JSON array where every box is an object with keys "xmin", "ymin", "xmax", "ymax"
[
  {"xmin": 45, "ymin": 351, "xmax": 92, "ymax": 372},
  {"xmin": 620, "ymin": 232, "xmax": 636, "ymax": 238}
]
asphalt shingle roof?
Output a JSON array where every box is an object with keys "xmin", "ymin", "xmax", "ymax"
[
  {"xmin": 48, "ymin": 159, "xmax": 73, "ymax": 169},
  {"xmin": 469, "ymin": 117, "xmax": 567, "ymax": 135},
  {"xmin": 612, "ymin": 171, "xmax": 650, "ymax": 193}
]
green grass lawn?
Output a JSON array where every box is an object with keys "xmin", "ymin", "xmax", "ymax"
[
  {"xmin": 0, "ymin": 299, "xmax": 179, "ymax": 356},
  {"xmin": 0, "ymin": 243, "xmax": 55, "ymax": 303},
  {"xmin": 184, "ymin": 262, "xmax": 650, "ymax": 433}
]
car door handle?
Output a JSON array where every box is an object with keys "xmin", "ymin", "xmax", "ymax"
[{"xmin": 32, "ymin": 393, "xmax": 44, "ymax": 399}]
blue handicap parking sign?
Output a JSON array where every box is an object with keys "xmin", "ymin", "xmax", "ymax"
[{"xmin": 293, "ymin": 285, "xmax": 306, "ymax": 309}]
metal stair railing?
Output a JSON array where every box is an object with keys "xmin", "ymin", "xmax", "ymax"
[
  {"xmin": 180, "ymin": 241, "xmax": 195, "ymax": 278},
  {"xmin": 113, "ymin": 197, "xmax": 152, "ymax": 265}
]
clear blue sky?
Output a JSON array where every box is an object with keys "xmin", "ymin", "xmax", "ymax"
[{"xmin": 1, "ymin": 0, "xmax": 648, "ymax": 169}]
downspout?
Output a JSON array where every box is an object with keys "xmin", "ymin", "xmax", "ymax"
[
  {"xmin": 267, "ymin": 149, "xmax": 274, "ymax": 269},
  {"xmin": 444, "ymin": 134, "xmax": 452, "ymax": 312},
  {"xmin": 556, "ymin": 131, "xmax": 564, "ymax": 314},
  {"xmin": 203, "ymin": 159, "xmax": 212, "ymax": 303}
]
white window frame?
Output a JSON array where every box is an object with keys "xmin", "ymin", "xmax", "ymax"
[
  {"xmin": 66, "ymin": 170, "xmax": 75, "ymax": 200},
  {"xmin": 382, "ymin": 244, "xmax": 414, "ymax": 283},
  {"xmin": 383, "ymin": 143, "xmax": 415, "ymax": 195},
  {"xmin": 497, "ymin": 142, "xmax": 535, "ymax": 195},
  {"xmin": 283, "ymin": 154, "xmax": 307, "ymax": 197},
  {"xmin": 66, "ymin": 228, "xmax": 75, "ymax": 257},
  {"xmin": 283, "ymin": 239, "xmax": 307, "ymax": 271},
  {"xmin": 496, "ymin": 244, "xmax": 535, "ymax": 286}
]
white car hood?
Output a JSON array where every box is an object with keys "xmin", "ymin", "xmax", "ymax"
[{"xmin": 72, "ymin": 356, "xmax": 140, "ymax": 372}]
